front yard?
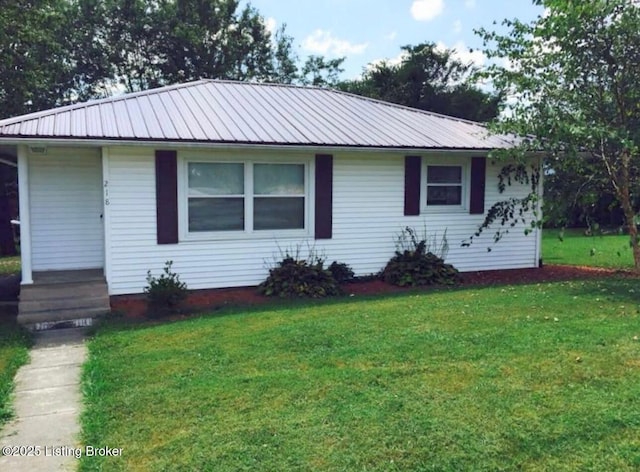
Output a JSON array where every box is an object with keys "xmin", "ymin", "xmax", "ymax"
[{"xmin": 81, "ymin": 278, "xmax": 640, "ymax": 471}]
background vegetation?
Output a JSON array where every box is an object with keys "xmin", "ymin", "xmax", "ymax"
[{"xmin": 0, "ymin": 1, "xmax": 499, "ymax": 122}]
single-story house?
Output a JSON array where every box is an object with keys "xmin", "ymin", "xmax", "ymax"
[{"xmin": 0, "ymin": 80, "xmax": 541, "ymax": 324}]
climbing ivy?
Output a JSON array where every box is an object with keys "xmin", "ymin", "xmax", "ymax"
[{"xmin": 462, "ymin": 163, "xmax": 542, "ymax": 250}]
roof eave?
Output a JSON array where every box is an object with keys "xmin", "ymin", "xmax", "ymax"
[{"xmin": 0, "ymin": 136, "xmax": 512, "ymax": 154}]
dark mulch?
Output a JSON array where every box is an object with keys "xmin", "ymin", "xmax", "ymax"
[
  {"xmin": 461, "ymin": 264, "xmax": 635, "ymax": 286},
  {"xmin": 111, "ymin": 265, "xmax": 636, "ymax": 318}
]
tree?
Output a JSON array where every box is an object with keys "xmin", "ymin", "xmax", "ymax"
[
  {"xmin": 299, "ymin": 55, "xmax": 345, "ymax": 87},
  {"xmin": 0, "ymin": 0, "xmax": 76, "ymax": 118},
  {"xmin": 1, "ymin": 0, "xmax": 346, "ymax": 112},
  {"xmin": 339, "ymin": 43, "xmax": 500, "ymax": 122},
  {"xmin": 270, "ymin": 25, "xmax": 298, "ymax": 84},
  {"xmin": 67, "ymin": 0, "xmax": 344, "ymax": 94},
  {"xmin": 476, "ymin": 0, "xmax": 640, "ymax": 269},
  {"xmin": 159, "ymin": 0, "xmax": 277, "ymax": 84}
]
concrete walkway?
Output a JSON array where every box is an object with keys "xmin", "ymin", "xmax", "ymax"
[{"xmin": 0, "ymin": 328, "xmax": 88, "ymax": 471}]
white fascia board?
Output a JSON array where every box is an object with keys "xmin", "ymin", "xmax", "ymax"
[{"xmin": 0, "ymin": 137, "xmax": 501, "ymax": 156}]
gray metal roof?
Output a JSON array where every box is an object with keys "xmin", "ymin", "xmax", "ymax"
[{"xmin": 0, "ymin": 79, "xmax": 516, "ymax": 150}]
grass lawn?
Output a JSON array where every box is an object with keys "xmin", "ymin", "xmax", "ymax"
[
  {"xmin": 0, "ymin": 256, "xmax": 20, "ymax": 276},
  {"xmin": 543, "ymin": 228, "xmax": 634, "ymax": 269},
  {"xmin": 0, "ymin": 322, "xmax": 31, "ymax": 424},
  {"xmin": 82, "ymin": 279, "xmax": 640, "ymax": 471}
]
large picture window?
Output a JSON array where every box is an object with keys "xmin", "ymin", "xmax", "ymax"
[{"xmin": 185, "ymin": 159, "xmax": 307, "ymax": 235}]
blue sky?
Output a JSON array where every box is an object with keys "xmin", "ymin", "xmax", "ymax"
[{"xmin": 244, "ymin": 0, "xmax": 544, "ymax": 79}]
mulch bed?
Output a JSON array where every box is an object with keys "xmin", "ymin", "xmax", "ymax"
[{"xmin": 110, "ymin": 264, "xmax": 637, "ymax": 318}]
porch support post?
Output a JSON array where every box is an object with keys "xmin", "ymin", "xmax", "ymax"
[{"xmin": 17, "ymin": 146, "xmax": 33, "ymax": 284}]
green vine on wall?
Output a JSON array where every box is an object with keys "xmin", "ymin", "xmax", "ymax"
[{"xmin": 462, "ymin": 163, "xmax": 542, "ymax": 250}]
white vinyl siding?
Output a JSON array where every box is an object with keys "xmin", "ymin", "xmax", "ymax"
[
  {"xmin": 29, "ymin": 149, "xmax": 104, "ymax": 271},
  {"xmin": 105, "ymin": 147, "xmax": 539, "ymax": 295}
]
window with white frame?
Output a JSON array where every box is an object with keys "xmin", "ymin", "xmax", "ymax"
[
  {"xmin": 185, "ymin": 160, "xmax": 307, "ymax": 235},
  {"xmin": 425, "ymin": 162, "xmax": 467, "ymax": 208},
  {"xmin": 188, "ymin": 162, "xmax": 245, "ymax": 231},
  {"xmin": 253, "ymin": 164, "xmax": 305, "ymax": 230}
]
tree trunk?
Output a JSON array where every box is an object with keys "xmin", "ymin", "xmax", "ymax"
[
  {"xmin": 622, "ymin": 199, "xmax": 640, "ymax": 272},
  {"xmin": 617, "ymin": 157, "xmax": 640, "ymax": 271}
]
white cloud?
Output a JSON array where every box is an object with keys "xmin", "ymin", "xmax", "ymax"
[
  {"xmin": 436, "ymin": 40, "xmax": 486, "ymax": 68},
  {"xmin": 264, "ymin": 17, "xmax": 277, "ymax": 35},
  {"xmin": 385, "ymin": 31, "xmax": 398, "ymax": 41},
  {"xmin": 302, "ymin": 30, "xmax": 368, "ymax": 56},
  {"xmin": 410, "ymin": 0, "xmax": 444, "ymax": 21},
  {"xmin": 453, "ymin": 19, "xmax": 462, "ymax": 34},
  {"xmin": 464, "ymin": 0, "xmax": 476, "ymax": 9}
]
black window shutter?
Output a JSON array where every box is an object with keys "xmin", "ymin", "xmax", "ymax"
[
  {"xmin": 469, "ymin": 157, "xmax": 487, "ymax": 215},
  {"xmin": 315, "ymin": 154, "xmax": 333, "ymax": 239},
  {"xmin": 404, "ymin": 156, "xmax": 421, "ymax": 216},
  {"xmin": 155, "ymin": 150, "xmax": 179, "ymax": 244}
]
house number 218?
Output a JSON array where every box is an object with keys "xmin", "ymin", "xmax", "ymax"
[{"xmin": 104, "ymin": 180, "xmax": 110, "ymax": 206}]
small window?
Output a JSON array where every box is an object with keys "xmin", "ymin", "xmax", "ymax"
[
  {"xmin": 187, "ymin": 163, "xmax": 245, "ymax": 231},
  {"xmin": 427, "ymin": 165, "xmax": 463, "ymax": 206}
]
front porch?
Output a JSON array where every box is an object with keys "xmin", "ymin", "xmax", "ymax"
[{"xmin": 18, "ymin": 269, "xmax": 110, "ymax": 329}]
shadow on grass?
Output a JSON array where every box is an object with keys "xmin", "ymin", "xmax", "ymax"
[{"xmin": 564, "ymin": 277, "xmax": 640, "ymax": 306}]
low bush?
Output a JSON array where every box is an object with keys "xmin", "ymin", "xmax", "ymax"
[
  {"xmin": 382, "ymin": 227, "xmax": 460, "ymax": 287},
  {"xmin": 259, "ymin": 255, "xmax": 353, "ymax": 298},
  {"xmin": 144, "ymin": 261, "xmax": 188, "ymax": 317},
  {"xmin": 328, "ymin": 261, "xmax": 355, "ymax": 284}
]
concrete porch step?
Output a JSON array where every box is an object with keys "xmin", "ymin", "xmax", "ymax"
[
  {"xmin": 18, "ymin": 307, "xmax": 109, "ymax": 326},
  {"xmin": 32, "ymin": 269, "xmax": 104, "ymax": 284},
  {"xmin": 20, "ymin": 281, "xmax": 109, "ymax": 301},
  {"xmin": 19, "ymin": 295, "xmax": 110, "ymax": 313},
  {"xmin": 18, "ymin": 269, "xmax": 110, "ymax": 327}
]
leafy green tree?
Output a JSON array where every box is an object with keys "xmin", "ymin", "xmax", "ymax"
[
  {"xmin": 69, "ymin": 0, "xmax": 344, "ymax": 93},
  {"xmin": 158, "ymin": 0, "xmax": 275, "ymax": 84},
  {"xmin": 0, "ymin": 0, "xmax": 76, "ymax": 118},
  {"xmin": 476, "ymin": 0, "xmax": 640, "ymax": 269},
  {"xmin": 299, "ymin": 55, "xmax": 345, "ymax": 87},
  {"xmin": 339, "ymin": 43, "xmax": 500, "ymax": 122},
  {"xmin": 270, "ymin": 25, "xmax": 299, "ymax": 84},
  {"xmin": 0, "ymin": 0, "xmax": 347, "ymax": 114}
]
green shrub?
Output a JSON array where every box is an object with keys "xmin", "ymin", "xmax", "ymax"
[
  {"xmin": 328, "ymin": 261, "xmax": 355, "ymax": 284},
  {"xmin": 258, "ymin": 255, "xmax": 344, "ymax": 298},
  {"xmin": 144, "ymin": 261, "xmax": 188, "ymax": 317},
  {"xmin": 382, "ymin": 227, "xmax": 460, "ymax": 287}
]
